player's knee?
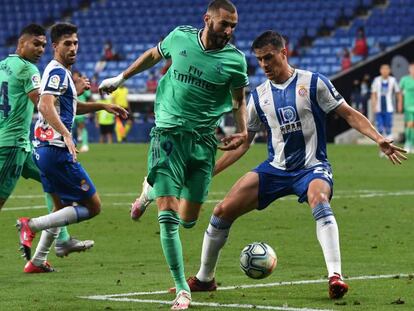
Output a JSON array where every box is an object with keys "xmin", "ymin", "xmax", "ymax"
[
  {"xmin": 213, "ymin": 200, "xmax": 238, "ymax": 221},
  {"xmin": 308, "ymin": 192, "xmax": 329, "ymax": 208}
]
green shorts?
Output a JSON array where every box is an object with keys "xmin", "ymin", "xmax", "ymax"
[
  {"xmin": 0, "ymin": 147, "xmax": 41, "ymax": 199},
  {"xmin": 404, "ymin": 111, "xmax": 414, "ymax": 123},
  {"xmin": 147, "ymin": 127, "xmax": 218, "ymax": 203}
]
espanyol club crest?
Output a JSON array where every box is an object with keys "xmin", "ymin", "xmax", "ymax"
[
  {"xmin": 278, "ymin": 106, "xmax": 297, "ymax": 123},
  {"xmin": 80, "ymin": 179, "xmax": 90, "ymax": 191},
  {"xmin": 298, "ymin": 85, "xmax": 307, "ymax": 97}
]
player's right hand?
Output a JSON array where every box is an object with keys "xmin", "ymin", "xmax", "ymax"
[
  {"xmin": 63, "ymin": 133, "xmax": 78, "ymax": 162},
  {"xmin": 98, "ymin": 73, "xmax": 125, "ymax": 95}
]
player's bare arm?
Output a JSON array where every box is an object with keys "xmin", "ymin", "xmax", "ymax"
[
  {"xmin": 335, "ymin": 101, "xmax": 407, "ymax": 164},
  {"xmin": 38, "ymin": 94, "xmax": 77, "ymax": 161},
  {"xmin": 27, "ymin": 88, "xmax": 40, "ymax": 106},
  {"xmin": 214, "ymin": 131, "xmax": 256, "ymax": 176},
  {"xmin": 219, "ymin": 87, "xmax": 248, "ymax": 151},
  {"xmin": 99, "ymin": 47, "xmax": 162, "ymax": 94},
  {"xmin": 76, "ymin": 101, "xmax": 128, "ymax": 119}
]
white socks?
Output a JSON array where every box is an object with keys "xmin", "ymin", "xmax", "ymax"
[
  {"xmin": 31, "ymin": 227, "xmax": 60, "ymax": 266},
  {"xmin": 196, "ymin": 223, "xmax": 230, "ymax": 282},
  {"xmin": 316, "ymin": 214, "xmax": 341, "ymax": 277},
  {"xmin": 29, "ymin": 206, "xmax": 86, "ymax": 232}
]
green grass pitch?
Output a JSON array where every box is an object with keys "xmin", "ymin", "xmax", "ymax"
[{"xmin": 1, "ymin": 143, "xmax": 413, "ymax": 310}]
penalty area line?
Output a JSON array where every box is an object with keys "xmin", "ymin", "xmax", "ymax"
[
  {"xmin": 79, "ymin": 273, "xmax": 412, "ymax": 310},
  {"xmin": 80, "ymin": 296, "xmax": 332, "ymax": 311}
]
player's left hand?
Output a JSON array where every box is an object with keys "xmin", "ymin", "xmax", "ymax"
[
  {"xmin": 218, "ymin": 133, "xmax": 247, "ymax": 151},
  {"xmin": 104, "ymin": 104, "xmax": 129, "ymax": 119},
  {"xmin": 378, "ymin": 138, "xmax": 408, "ymax": 164}
]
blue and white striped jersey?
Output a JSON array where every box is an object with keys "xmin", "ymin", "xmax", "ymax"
[
  {"xmin": 247, "ymin": 69, "xmax": 344, "ymax": 171},
  {"xmin": 34, "ymin": 60, "xmax": 77, "ymax": 148}
]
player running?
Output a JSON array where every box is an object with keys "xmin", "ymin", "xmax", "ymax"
[{"xmin": 16, "ymin": 22, "xmax": 127, "ymax": 273}]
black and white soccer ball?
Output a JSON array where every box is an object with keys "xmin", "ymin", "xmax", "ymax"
[{"xmin": 240, "ymin": 242, "xmax": 277, "ymax": 279}]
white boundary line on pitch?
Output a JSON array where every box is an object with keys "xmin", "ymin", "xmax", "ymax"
[
  {"xmin": 79, "ymin": 273, "xmax": 412, "ymax": 311},
  {"xmin": 6, "ymin": 189, "xmax": 410, "ymax": 199},
  {"xmin": 5, "ymin": 190, "xmax": 414, "ymax": 212}
]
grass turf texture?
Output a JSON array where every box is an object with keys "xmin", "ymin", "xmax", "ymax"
[{"xmin": 1, "ymin": 143, "xmax": 413, "ymax": 310}]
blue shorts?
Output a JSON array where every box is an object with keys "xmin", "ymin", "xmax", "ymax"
[
  {"xmin": 375, "ymin": 112, "xmax": 393, "ymax": 135},
  {"xmin": 33, "ymin": 146, "xmax": 96, "ymax": 202},
  {"xmin": 253, "ymin": 161, "xmax": 333, "ymax": 210}
]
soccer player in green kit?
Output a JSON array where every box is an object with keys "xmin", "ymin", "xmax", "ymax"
[
  {"xmin": 0, "ymin": 24, "xmax": 93, "ymax": 263},
  {"xmin": 99, "ymin": 1, "xmax": 248, "ymax": 309},
  {"xmin": 400, "ymin": 63, "xmax": 414, "ymax": 153}
]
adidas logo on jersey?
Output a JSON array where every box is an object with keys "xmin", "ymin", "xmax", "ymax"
[{"xmin": 179, "ymin": 50, "xmax": 187, "ymax": 57}]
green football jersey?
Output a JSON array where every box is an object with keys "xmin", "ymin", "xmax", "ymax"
[
  {"xmin": 0, "ymin": 54, "xmax": 41, "ymax": 151},
  {"xmin": 155, "ymin": 26, "xmax": 249, "ymax": 130},
  {"xmin": 400, "ymin": 75, "xmax": 414, "ymax": 111}
]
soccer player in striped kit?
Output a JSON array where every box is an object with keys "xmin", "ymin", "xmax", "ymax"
[{"xmin": 180, "ymin": 30, "xmax": 407, "ymax": 299}]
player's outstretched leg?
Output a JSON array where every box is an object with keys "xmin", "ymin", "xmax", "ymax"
[
  {"xmin": 130, "ymin": 176, "xmax": 154, "ymax": 220},
  {"xmin": 54, "ymin": 237, "xmax": 95, "ymax": 257},
  {"xmin": 17, "ymin": 203, "xmax": 98, "ymax": 260}
]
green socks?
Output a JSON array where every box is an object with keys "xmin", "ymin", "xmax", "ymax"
[
  {"xmin": 158, "ymin": 211, "xmax": 190, "ymax": 293},
  {"xmin": 44, "ymin": 193, "xmax": 70, "ymax": 242},
  {"xmin": 81, "ymin": 128, "xmax": 88, "ymax": 147}
]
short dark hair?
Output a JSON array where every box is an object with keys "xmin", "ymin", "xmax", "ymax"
[
  {"xmin": 251, "ymin": 30, "xmax": 286, "ymax": 51},
  {"xmin": 50, "ymin": 23, "xmax": 78, "ymax": 43},
  {"xmin": 19, "ymin": 24, "xmax": 46, "ymax": 37},
  {"xmin": 207, "ymin": 0, "xmax": 236, "ymax": 13}
]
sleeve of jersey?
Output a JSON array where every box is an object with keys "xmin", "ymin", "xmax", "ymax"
[
  {"xmin": 246, "ymin": 94, "xmax": 263, "ymax": 132},
  {"xmin": 316, "ymin": 74, "xmax": 345, "ymax": 114},
  {"xmin": 42, "ymin": 68, "xmax": 66, "ymax": 96},
  {"xmin": 371, "ymin": 78, "xmax": 378, "ymax": 93},
  {"xmin": 393, "ymin": 77, "xmax": 401, "ymax": 92},
  {"xmin": 23, "ymin": 65, "xmax": 41, "ymax": 94},
  {"xmin": 231, "ymin": 55, "xmax": 249, "ymax": 89},
  {"xmin": 157, "ymin": 27, "xmax": 178, "ymax": 59}
]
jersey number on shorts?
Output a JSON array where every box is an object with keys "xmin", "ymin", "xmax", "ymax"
[
  {"xmin": 313, "ymin": 167, "xmax": 333, "ymax": 180},
  {"xmin": 0, "ymin": 82, "xmax": 10, "ymax": 118}
]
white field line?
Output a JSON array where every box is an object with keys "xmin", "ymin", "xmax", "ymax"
[
  {"xmin": 6, "ymin": 189, "xmax": 407, "ymax": 199},
  {"xmin": 5, "ymin": 190, "xmax": 414, "ymax": 212},
  {"xmin": 80, "ymin": 296, "xmax": 332, "ymax": 311},
  {"xmin": 82, "ymin": 296, "xmax": 332, "ymax": 311},
  {"xmin": 80, "ymin": 273, "xmax": 412, "ymax": 311}
]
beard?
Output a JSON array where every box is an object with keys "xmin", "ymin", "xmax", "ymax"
[{"xmin": 207, "ymin": 21, "xmax": 231, "ymax": 49}]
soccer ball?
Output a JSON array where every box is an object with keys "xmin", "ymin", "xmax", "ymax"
[{"xmin": 240, "ymin": 242, "xmax": 277, "ymax": 279}]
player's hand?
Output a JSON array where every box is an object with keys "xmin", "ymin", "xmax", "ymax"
[
  {"xmin": 218, "ymin": 132, "xmax": 247, "ymax": 151},
  {"xmin": 378, "ymin": 138, "xmax": 407, "ymax": 165},
  {"xmin": 104, "ymin": 104, "xmax": 129, "ymax": 119},
  {"xmin": 99, "ymin": 73, "xmax": 125, "ymax": 95},
  {"xmin": 75, "ymin": 76, "xmax": 90, "ymax": 96},
  {"xmin": 63, "ymin": 133, "xmax": 78, "ymax": 162}
]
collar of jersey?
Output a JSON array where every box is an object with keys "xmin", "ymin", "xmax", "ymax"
[
  {"xmin": 269, "ymin": 69, "xmax": 297, "ymax": 89},
  {"xmin": 197, "ymin": 29, "xmax": 226, "ymax": 53}
]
